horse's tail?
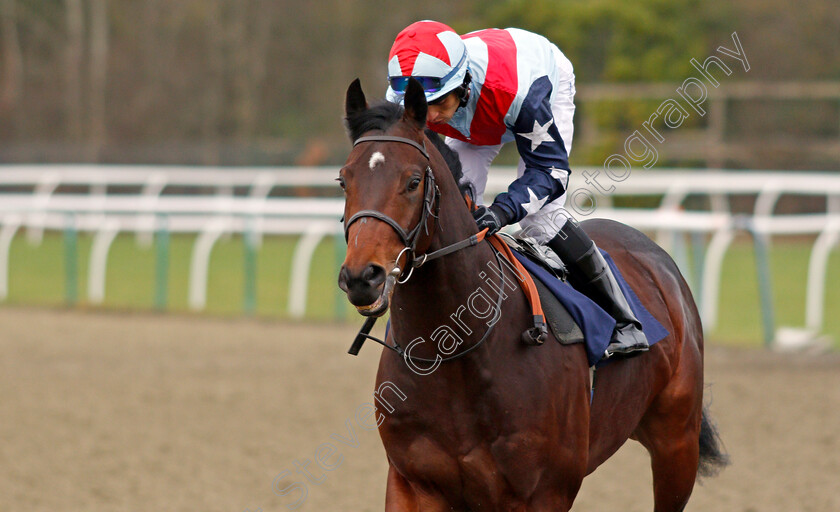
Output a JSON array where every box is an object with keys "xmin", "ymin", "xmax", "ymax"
[{"xmin": 697, "ymin": 407, "xmax": 729, "ymax": 478}]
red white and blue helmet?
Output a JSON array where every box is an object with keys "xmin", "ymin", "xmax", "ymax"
[{"xmin": 387, "ymin": 21, "xmax": 469, "ymax": 104}]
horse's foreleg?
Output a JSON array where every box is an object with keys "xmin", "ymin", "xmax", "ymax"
[{"xmin": 385, "ymin": 464, "xmax": 418, "ymax": 511}]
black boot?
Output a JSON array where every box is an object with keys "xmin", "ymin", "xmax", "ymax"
[{"xmin": 546, "ymin": 224, "xmax": 649, "ymax": 358}]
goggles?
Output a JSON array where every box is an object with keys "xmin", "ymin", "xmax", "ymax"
[{"xmin": 389, "ymin": 76, "xmax": 443, "ymax": 94}]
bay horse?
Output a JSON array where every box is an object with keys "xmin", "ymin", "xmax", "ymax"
[{"xmin": 338, "ymin": 77, "xmax": 726, "ymax": 511}]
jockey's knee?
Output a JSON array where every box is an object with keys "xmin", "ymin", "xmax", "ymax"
[{"xmin": 519, "ymin": 223, "xmax": 548, "ymax": 242}]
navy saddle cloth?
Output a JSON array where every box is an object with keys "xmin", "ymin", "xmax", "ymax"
[{"xmin": 512, "ymin": 249, "xmax": 669, "ymax": 366}]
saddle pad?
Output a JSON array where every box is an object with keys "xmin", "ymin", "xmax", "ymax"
[{"xmin": 512, "ymin": 249, "xmax": 669, "ymax": 366}]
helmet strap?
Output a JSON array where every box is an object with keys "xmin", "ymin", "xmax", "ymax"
[{"xmin": 458, "ymin": 71, "xmax": 472, "ymax": 108}]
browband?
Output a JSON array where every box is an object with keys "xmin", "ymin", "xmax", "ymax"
[{"xmin": 354, "ymin": 135, "xmax": 429, "ymax": 160}]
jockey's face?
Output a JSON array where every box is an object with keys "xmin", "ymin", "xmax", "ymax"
[{"xmin": 426, "ymin": 91, "xmax": 460, "ymax": 125}]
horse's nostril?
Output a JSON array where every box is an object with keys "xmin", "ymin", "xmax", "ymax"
[
  {"xmin": 338, "ymin": 266, "xmax": 350, "ymax": 292},
  {"xmin": 362, "ymin": 264, "xmax": 386, "ymax": 286}
]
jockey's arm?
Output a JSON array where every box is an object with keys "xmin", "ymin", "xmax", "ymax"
[{"xmin": 489, "ymin": 77, "xmax": 570, "ymax": 226}]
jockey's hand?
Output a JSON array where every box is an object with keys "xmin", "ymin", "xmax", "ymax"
[{"xmin": 473, "ymin": 204, "xmax": 510, "ymax": 236}]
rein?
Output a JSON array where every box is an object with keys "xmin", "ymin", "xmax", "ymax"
[
  {"xmin": 344, "ymin": 133, "xmax": 499, "ymax": 362},
  {"xmin": 350, "ymin": 246, "xmax": 506, "ymax": 364}
]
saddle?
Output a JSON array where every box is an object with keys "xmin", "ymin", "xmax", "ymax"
[{"xmin": 491, "ymin": 233, "xmax": 585, "ymax": 346}]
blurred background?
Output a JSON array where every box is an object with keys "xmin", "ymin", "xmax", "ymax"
[
  {"xmin": 2, "ymin": 2, "xmax": 840, "ymax": 511},
  {"xmin": 1, "ymin": 0, "xmax": 838, "ymax": 345},
  {"xmin": 2, "ymin": 0, "xmax": 839, "ymax": 168}
]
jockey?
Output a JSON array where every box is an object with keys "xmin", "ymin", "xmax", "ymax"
[{"xmin": 386, "ymin": 20, "xmax": 648, "ymax": 357}]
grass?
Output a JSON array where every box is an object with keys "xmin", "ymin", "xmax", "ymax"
[
  {"xmin": 714, "ymin": 237, "xmax": 840, "ymax": 346},
  {"xmin": 6, "ymin": 232, "xmax": 352, "ymax": 320},
  {"xmin": 4, "ymin": 231, "xmax": 839, "ymax": 348}
]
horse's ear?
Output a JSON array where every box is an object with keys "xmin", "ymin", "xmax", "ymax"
[
  {"xmin": 402, "ymin": 78, "xmax": 428, "ymax": 129},
  {"xmin": 345, "ymin": 78, "xmax": 368, "ymax": 117}
]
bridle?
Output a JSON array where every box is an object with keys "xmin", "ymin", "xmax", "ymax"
[
  {"xmin": 343, "ymin": 133, "xmax": 501, "ymax": 363},
  {"xmin": 343, "ymin": 135, "xmax": 440, "ymax": 283},
  {"xmin": 344, "ymin": 134, "xmax": 491, "ymax": 282}
]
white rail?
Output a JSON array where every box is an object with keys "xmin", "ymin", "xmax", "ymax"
[{"xmin": 1, "ymin": 165, "xmax": 839, "ymax": 344}]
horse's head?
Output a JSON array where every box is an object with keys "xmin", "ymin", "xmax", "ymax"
[{"xmin": 337, "ymin": 78, "xmax": 443, "ymax": 317}]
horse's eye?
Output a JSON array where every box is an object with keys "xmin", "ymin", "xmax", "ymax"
[
  {"xmin": 336, "ymin": 176, "xmax": 346, "ymax": 192},
  {"xmin": 407, "ymin": 177, "xmax": 422, "ymax": 192}
]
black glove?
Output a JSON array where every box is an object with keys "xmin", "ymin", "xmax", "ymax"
[{"xmin": 472, "ymin": 204, "xmax": 510, "ymax": 236}]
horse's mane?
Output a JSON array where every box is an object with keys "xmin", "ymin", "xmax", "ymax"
[{"xmin": 345, "ymin": 101, "xmax": 468, "ymax": 196}]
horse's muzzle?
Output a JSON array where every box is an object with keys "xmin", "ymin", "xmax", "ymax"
[{"xmin": 338, "ymin": 263, "xmax": 392, "ymax": 316}]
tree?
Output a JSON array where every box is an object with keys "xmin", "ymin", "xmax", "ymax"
[
  {"xmin": 0, "ymin": 0, "xmax": 23, "ymax": 122},
  {"xmin": 477, "ymin": 0, "xmax": 730, "ymax": 82}
]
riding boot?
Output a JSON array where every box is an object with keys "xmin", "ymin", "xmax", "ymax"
[{"xmin": 546, "ymin": 222, "xmax": 649, "ymax": 358}]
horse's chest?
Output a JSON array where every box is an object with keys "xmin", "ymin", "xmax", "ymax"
[
  {"xmin": 386, "ymin": 424, "xmax": 547, "ymax": 507},
  {"xmin": 378, "ymin": 351, "xmax": 589, "ymax": 505}
]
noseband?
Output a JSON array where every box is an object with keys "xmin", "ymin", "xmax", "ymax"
[
  {"xmin": 343, "ymin": 135, "xmax": 441, "ymax": 282},
  {"xmin": 343, "ymin": 134, "xmax": 503, "ymax": 362}
]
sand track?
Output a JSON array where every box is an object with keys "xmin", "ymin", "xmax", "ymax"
[{"xmin": 1, "ymin": 308, "xmax": 838, "ymax": 511}]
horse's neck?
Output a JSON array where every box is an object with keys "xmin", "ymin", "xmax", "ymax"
[
  {"xmin": 392, "ymin": 242, "xmax": 494, "ymax": 310},
  {"xmin": 389, "ymin": 193, "xmax": 501, "ymax": 354}
]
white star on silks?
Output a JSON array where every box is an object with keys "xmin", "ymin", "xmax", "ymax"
[
  {"xmin": 520, "ymin": 187, "xmax": 549, "ymax": 215},
  {"xmin": 520, "ymin": 118, "xmax": 555, "ymax": 151},
  {"xmin": 549, "ymin": 166, "xmax": 569, "ymax": 188}
]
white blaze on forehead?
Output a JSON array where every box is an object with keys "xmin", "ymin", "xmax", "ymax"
[{"xmin": 369, "ymin": 151, "xmax": 386, "ymax": 170}]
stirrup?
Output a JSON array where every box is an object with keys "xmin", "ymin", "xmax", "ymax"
[
  {"xmin": 603, "ymin": 329, "xmax": 649, "ymax": 359},
  {"xmin": 604, "ymin": 344, "xmax": 649, "ymax": 359}
]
